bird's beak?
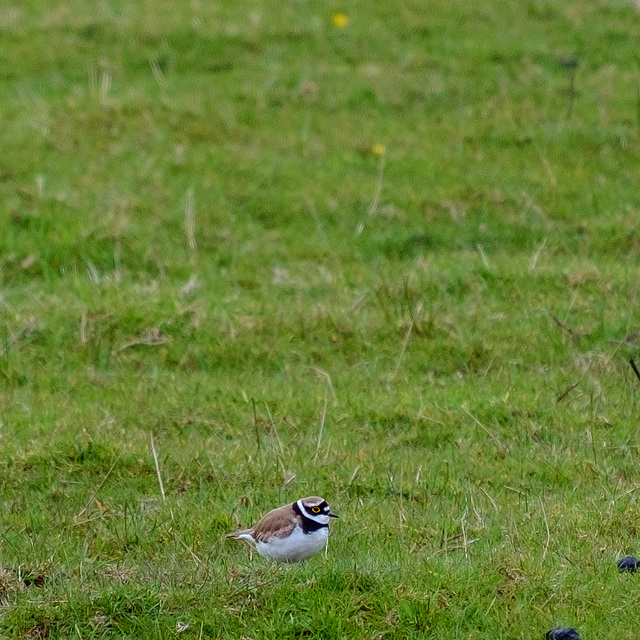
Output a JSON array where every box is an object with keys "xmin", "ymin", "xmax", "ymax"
[{"xmin": 329, "ymin": 513, "xmax": 339, "ymax": 518}]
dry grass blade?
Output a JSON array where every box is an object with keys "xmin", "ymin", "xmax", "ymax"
[
  {"xmin": 539, "ymin": 496, "xmax": 551, "ymax": 562},
  {"xmin": 76, "ymin": 450, "xmax": 123, "ymax": 520},
  {"xmin": 556, "ymin": 382, "xmax": 579, "ymax": 403},
  {"xmin": 312, "ymin": 393, "xmax": 328, "ymax": 463},
  {"xmin": 389, "ymin": 322, "xmax": 413, "ymax": 382},
  {"xmin": 150, "ymin": 434, "xmax": 166, "ymax": 503},
  {"xmin": 462, "ymin": 407, "xmax": 508, "ymax": 456},
  {"xmin": 184, "ymin": 186, "xmax": 197, "ymax": 260}
]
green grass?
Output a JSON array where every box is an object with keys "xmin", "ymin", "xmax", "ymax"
[{"xmin": 1, "ymin": 0, "xmax": 640, "ymax": 637}]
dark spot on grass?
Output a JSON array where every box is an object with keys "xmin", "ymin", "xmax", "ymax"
[{"xmin": 23, "ymin": 574, "xmax": 46, "ymax": 588}]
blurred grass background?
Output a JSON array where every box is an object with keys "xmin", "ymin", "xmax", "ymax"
[{"xmin": 1, "ymin": 0, "xmax": 640, "ymax": 638}]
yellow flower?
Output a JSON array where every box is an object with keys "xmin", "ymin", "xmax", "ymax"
[
  {"xmin": 371, "ymin": 144, "xmax": 386, "ymax": 156},
  {"xmin": 331, "ymin": 13, "xmax": 349, "ymax": 28}
]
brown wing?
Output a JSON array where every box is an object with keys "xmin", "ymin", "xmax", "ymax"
[{"xmin": 251, "ymin": 503, "xmax": 298, "ymax": 543}]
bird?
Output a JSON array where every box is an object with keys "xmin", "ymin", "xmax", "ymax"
[
  {"xmin": 226, "ymin": 496, "xmax": 338, "ymax": 563},
  {"xmin": 546, "ymin": 628, "xmax": 581, "ymax": 640},
  {"xmin": 617, "ymin": 555, "xmax": 640, "ymax": 572}
]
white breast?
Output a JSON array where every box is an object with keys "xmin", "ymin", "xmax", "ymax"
[{"xmin": 256, "ymin": 525, "xmax": 329, "ymax": 563}]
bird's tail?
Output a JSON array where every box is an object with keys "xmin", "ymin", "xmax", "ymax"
[{"xmin": 226, "ymin": 529, "xmax": 253, "ymax": 540}]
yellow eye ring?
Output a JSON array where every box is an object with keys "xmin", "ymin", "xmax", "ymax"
[{"xmin": 311, "ymin": 506, "xmax": 321, "ymax": 513}]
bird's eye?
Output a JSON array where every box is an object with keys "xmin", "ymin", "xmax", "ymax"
[{"xmin": 311, "ymin": 506, "xmax": 321, "ymax": 513}]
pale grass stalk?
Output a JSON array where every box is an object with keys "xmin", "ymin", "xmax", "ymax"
[
  {"xmin": 312, "ymin": 393, "xmax": 328, "ymax": 463},
  {"xmin": 306, "ymin": 198, "xmax": 334, "ymax": 257},
  {"xmin": 468, "ymin": 483, "xmax": 484, "ymax": 527},
  {"xmin": 263, "ymin": 402, "xmax": 284, "ymax": 457},
  {"xmin": 308, "ymin": 366, "xmax": 337, "ymax": 403},
  {"xmin": 462, "ymin": 407, "xmax": 508, "ymax": 455},
  {"xmin": 480, "ymin": 487, "xmax": 499, "ymax": 514},
  {"xmin": 612, "ymin": 484, "xmax": 640, "ymax": 506},
  {"xmin": 397, "ymin": 466, "xmax": 405, "ymax": 533},
  {"xmin": 534, "ymin": 145, "xmax": 557, "ymax": 187},
  {"xmin": 367, "ymin": 153, "xmax": 386, "ymax": 217},
  {"xmin": 76, "ymin": 450, "xmax": 123, "ymax": 519},
  {"xmin": 355, "ymin": 153, "xmax": 386, "ymax": 236},
  {"xmin": 602, "ymin": 337, "xmax": 623, "ymax": 369},
  {"xmin": 178, "ymin": 537, "xmax": 204, "ymax": 566},
  {"xmin": 563, "ymin": 289, "xmax": 579, "ymax": 324},
  {"xmin": 480, "ymin": 355, "xmax": 495, "ymax": 378},
  {"xmin": 390, "ymin": 322, "xmax": 413, "ymax": 382},
  {"xmin": 184, "ymin": 186, "xmax": 197, "ymax": 261},
  {"xmin": 476, "ymin": 243, "xmax": 490, "ymax": 268},
  {"xmin": 88, "ymin": 65, "xmax": 97, "ymax": 99},
  {"xmin": 528, "ymin": 239, "xmax": 547, "ymax": 272},
  {"xmin": 35, "ymin": 174, "xmax": 45, "ymax": 198},
  {"xmin": 347, "ymin": 465, "xmax": 361, "ymax": 488},
  {"xmin": 461, "ymin": 509, "xmax": 469, "ymax": 560},
  {"xmin": 99, "ymin": 70, "xmax": 111, "ymax": 104},
  {"xmin": 113, "ymin": 239, "xmax": 122, "ymax": 282},
  {"xmin": 150, "ymin": 59, "xmax": 167, "ymax": 88},
  {"xmin": 150, "ymin": 434, "xmax": 166, "ymax": 503},
  {"xmin": 539, "ymin": 496, "xmax": 550, "ymax": 561},
  {"xmin": 86, "ymin": 260, "xmax": 100, "ymax": 284},
  {"xmin": 484, "ymin": 595, "xmax": 497, "ymax": 616}
]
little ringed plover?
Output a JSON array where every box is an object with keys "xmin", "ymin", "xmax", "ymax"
[{"xmin": 226, "ymin": 496, "xmax": 338, "ymax": 563}]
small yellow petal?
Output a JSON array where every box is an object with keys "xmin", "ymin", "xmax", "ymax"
[
  {"xmin": 331, "ymin": 13, "xmax": 349, "ymax": 28},
  {"xmin": 371, "ymin": 144, "xmax": 386, "ymax": 156}
]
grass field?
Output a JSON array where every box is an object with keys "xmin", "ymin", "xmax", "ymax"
[{"xmin": 2, "ymin": 0, "xmax": 640, "ymax": 637}]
